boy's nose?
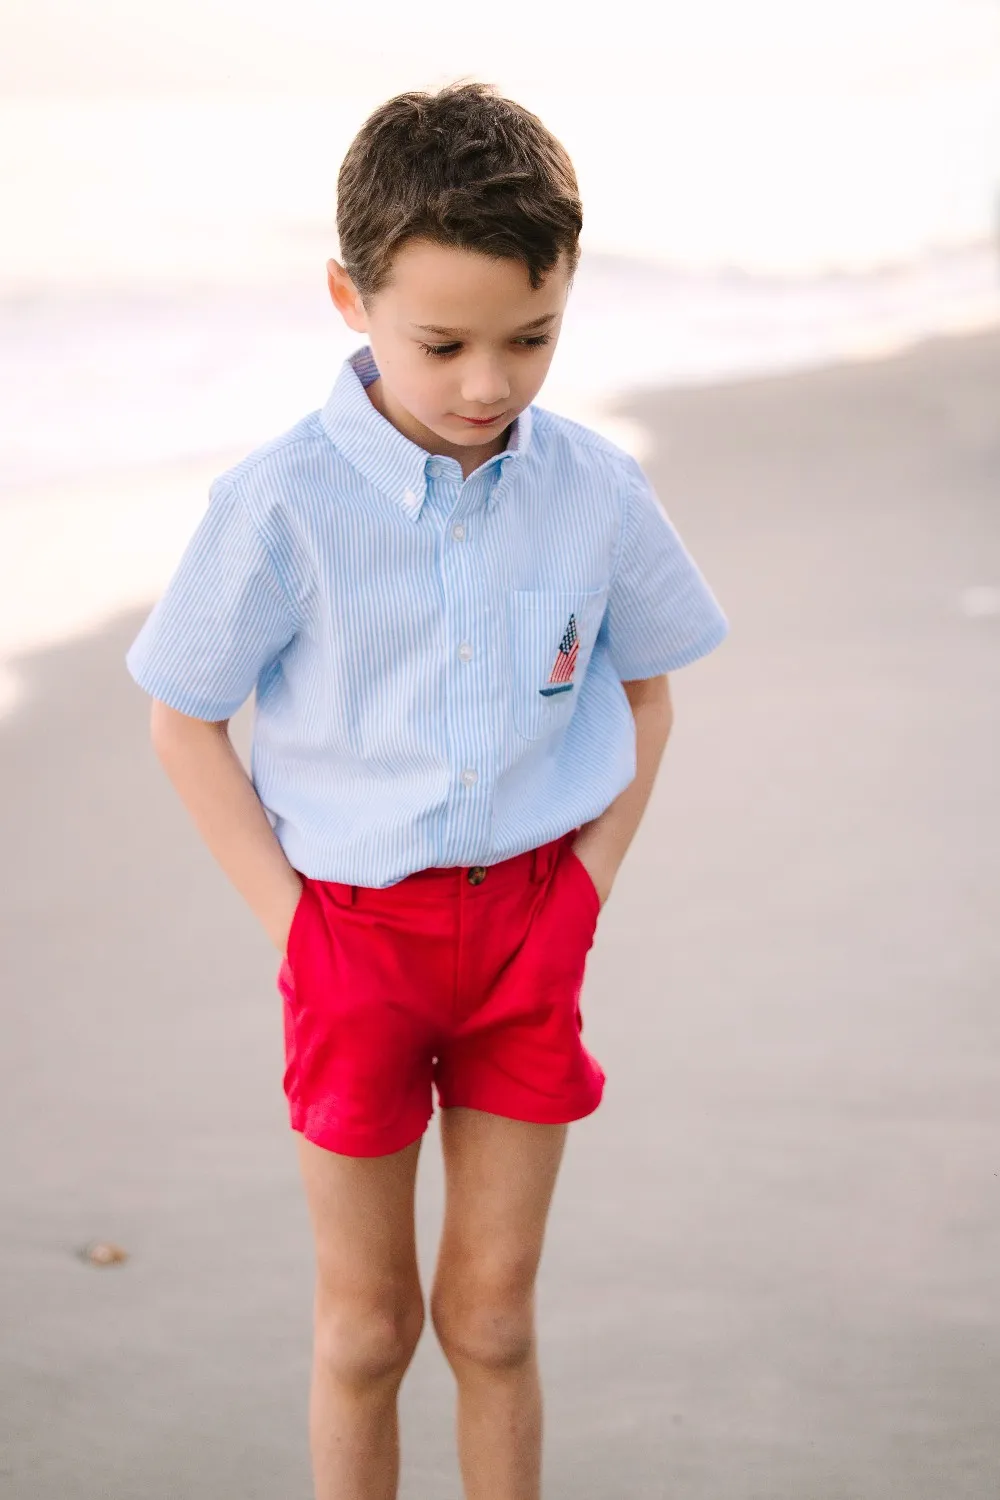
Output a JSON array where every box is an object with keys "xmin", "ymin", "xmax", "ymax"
[{"xmin": 460, "ymin": 360, "xmax": 511, "ymax": 408}]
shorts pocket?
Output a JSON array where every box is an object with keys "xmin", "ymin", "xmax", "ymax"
[{"xmin": 510, "ymin": 588, "xmax": 607, "ymax": 741}]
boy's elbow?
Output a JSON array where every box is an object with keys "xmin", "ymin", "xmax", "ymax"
[
  {"xmin": 623, "ymin": 673, "xmax": 672, "ymax": 718},
  {"xmin": 149, "ymin": 699, "xmax": 228, "ymax": 759}
]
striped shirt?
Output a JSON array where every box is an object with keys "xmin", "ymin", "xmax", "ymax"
[{"xmin": 127, "ymin": 346, "xmax": 728, "ymax": 886}]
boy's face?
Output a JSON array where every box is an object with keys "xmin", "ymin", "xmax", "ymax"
[{"xmin": 327, "ymin": 239, "xmax": 571, "ymax": 470}]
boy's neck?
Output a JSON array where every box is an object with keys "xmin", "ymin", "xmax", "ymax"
[{"xmin": 365, "ymin": 377, "xmax": 510, "ymax": 480}]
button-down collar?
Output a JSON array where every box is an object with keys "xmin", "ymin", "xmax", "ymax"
[{"xmin": 319, "ymin": 346, "xmax": 531, "ymax": 522}]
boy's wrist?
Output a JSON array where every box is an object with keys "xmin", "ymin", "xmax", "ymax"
[
  {"xmin": 269, "ymin": 874, "xmax": 304, "ymax": 954},
  {"xmin": 570, "ymin": 831, "xmax": 621, "ymax": 908}
]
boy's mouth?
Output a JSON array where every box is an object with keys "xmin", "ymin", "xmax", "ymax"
[{"xmin": 454, "ymin": 412, "xmax": 509, "ymax": 428}]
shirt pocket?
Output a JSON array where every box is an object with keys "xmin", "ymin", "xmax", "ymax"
[{"xmin": 510, "ymin": 588, "xmax": 607, "ymax": 741}]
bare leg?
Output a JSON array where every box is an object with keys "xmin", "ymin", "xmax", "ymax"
[
  {"xmin": 297, "ymin": 1135, "xmax": 424, "ymax": 1500},
  {"xmin": 431, "ymin": 1108, "xmax": 568, "ymax": 1500}
]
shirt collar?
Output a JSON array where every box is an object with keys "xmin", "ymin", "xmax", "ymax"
[{"xmin": 318, "ymin": 346, "xmax": 532, "ymax": 522}]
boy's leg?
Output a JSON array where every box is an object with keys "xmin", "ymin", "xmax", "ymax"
[
  {"xmin": 431, "ymin": 1107, "xmax": 568, "ymax": 1500},
  {"xmin": 297, "ymin": 1134, "xmax": 424, "ymax": 1500}
]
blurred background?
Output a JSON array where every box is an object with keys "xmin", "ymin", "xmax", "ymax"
[{"xmin": 2, "ymin": 4, "xmax": 999, "ymax": 1498}]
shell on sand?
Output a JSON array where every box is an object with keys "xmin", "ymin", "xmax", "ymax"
[{"xmin": 79, "ymin": 1242, "xmax": 129, "ymax": 1267}]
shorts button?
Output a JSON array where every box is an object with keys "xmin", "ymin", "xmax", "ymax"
[{"xmin": 467, "ymin": 866, "xmax": 487, "ymax": 886}]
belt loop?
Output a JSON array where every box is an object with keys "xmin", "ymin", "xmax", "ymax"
[{"xmin": 350, "ymin": 885, "xmax": 359, "ymax": 906}]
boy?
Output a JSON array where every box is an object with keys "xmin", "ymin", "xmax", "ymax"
[{"xmin": 127, "ymin": 82, "xmax": 727, "ymax": 1500}]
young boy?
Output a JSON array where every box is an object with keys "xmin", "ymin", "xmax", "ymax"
[{"xmin": 127, "ymin": 82, "xmax": 727, "ymax": 1500}]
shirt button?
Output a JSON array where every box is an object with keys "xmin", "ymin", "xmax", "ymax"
[
  {"xmin": 403, "ymin": 488, "xmax": 418, "ymax": 508},
  {"xmin": 458, "ymin": 642, "xmax": 473, "ymax": 662},
  {"xmin": 452, "ymin": 523, "xmax": 466, "ymax": 540},
  {"xmin": 461, "ymin": 768, "xmax": 479, "ymax": 788}
]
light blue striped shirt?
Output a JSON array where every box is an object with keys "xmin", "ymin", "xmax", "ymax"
[{"xmin": 127, "ymin": 347, "xmax": 728, "ymax": 885}]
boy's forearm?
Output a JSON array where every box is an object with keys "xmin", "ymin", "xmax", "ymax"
[
  {"xmin": 150, "ymin": 702, "xmax": 302, "ymax": 951},
  {"xmin": 572, "ymin": 675, "xmax": 673, "ymax": 904}
]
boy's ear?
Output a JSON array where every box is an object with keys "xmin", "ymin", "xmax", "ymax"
[{"xmin": 327, "ymin": 259, "xmax": 368, "ymax": 333}]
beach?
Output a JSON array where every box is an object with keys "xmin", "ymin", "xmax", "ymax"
[{"xmin": 2, "ymin": 328, "xmax": 998, "ymax": 1498}]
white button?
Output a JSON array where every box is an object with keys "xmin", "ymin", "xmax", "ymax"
[
  {"xmin": 458, "ymin": 642, "xmax": 473, "ymax": 662},
  {"xmin": 403, "ymin": 488, "xmax": 418, "ymax": 507},
  {"xmin": 461, "ymin": 768, "xmax": 479, "ymax": 788},
  {"xmin": 452, "ymin": 523, "xmax": 466, "ymax": 541}
]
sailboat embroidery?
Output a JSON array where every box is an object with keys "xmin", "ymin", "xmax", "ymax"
[{"xmin": 539, "ymin": 614, "xmax": 579, "ymax": 696}]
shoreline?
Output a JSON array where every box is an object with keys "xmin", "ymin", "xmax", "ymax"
[{"xmin": 4, "ymin": 238, "xmax": 998, "ymax": 488}]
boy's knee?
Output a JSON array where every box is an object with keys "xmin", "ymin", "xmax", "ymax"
[
  {"xmin": 314, "ymin": 1293, "xmax": 424, "ymax": 1390},
  {"xmin": 431, "ymin": 1278, "xmax": 535, "ymax": 1374}
]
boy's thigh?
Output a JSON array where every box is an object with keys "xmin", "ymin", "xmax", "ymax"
[
  {"xmin": 436, "ymin": 1108, "xmax": 567, "ymax": 1288},
  {"xmin": 297, "ymin": 1134, "xmax": 423, "ymax": 1299}
]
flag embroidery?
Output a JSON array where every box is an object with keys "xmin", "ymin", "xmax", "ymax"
[{"xmin": 539, "ymin": 615, "xmax": 579, "ymax": 697}]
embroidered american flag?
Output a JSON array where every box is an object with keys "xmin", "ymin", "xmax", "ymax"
[{"xmin": 539, "ymin": 614, "xmax": 579, "ymax": 697}]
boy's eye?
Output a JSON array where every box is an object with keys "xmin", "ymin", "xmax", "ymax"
[{"xmin": 418, "ymin": 334, "xmax": 552, "ymax": 359}]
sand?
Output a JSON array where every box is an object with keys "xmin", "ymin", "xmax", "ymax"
[{"xmin": 1, "ymin": 330, "xmax": 998, "ymax": 1498}]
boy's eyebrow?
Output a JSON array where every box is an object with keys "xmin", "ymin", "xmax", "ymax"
[{"xmin": 414, "ymin": 313, "xmax": 558, "ymax": 337}]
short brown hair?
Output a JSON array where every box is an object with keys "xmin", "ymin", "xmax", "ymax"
[{"xmin": 336, "ymin": 81, "xmax": 583, "ymax": 301}]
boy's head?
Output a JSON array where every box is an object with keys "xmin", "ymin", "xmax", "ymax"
[{"xmin": 327, "ymin": 82, "xmax": 583, "ymax": 464}]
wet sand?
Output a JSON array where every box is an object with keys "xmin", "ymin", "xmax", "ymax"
[{"xmin": 2, "ymin": 330, "xmax": 999, "ymax": 1498}]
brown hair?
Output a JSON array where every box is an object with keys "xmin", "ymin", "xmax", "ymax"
[{"xmin": 336, "ymin": 81, "xmax": 583, "ymax": 301}]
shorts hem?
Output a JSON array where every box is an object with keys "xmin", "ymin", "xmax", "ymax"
[
  {"xmin": 438, "ymin": 1076, "xmax": 605, "ymax": 1127},
  {"xmin": 290, "ymin": 1107, "xmax": 432, "ymax": 1158}
]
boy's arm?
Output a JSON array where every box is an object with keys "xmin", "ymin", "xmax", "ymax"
[
  {"xmin": 571, "ymin": 674, "xmax": 673, "ymax": 907},
  {"xmin": 150, "ymin": 701, "xmax": 302, "ymax": 952}
]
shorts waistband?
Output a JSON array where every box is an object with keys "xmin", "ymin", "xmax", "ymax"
[{"xmin": 311, "ymin": 833, "xmax": 575, "ymax": 907}]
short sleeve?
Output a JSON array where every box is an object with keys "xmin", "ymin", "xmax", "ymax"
[
  {"xmin": 126, "ymin": 478, "xmax": 297, "ymax": 720},
  {"xmin": 601, "ymin": 459, "xmax": 728, "ymax": 680}
]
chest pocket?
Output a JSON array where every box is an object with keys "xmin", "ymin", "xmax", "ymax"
[{"xmin": 510, "ymin": 589, "xmax": 607, "ymax": 741}]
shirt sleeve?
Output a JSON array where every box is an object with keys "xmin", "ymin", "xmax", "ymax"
[
  {"xmin": 126, "ymin": 478, "xmax": 298, "ymax": 720},
  {"xmin": 601, "ymin": 458, "xmax": 729, "ymax": 680}
]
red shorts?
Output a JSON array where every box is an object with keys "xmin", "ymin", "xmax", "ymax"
[{"xmin": 278, "ymin": 833, "xmax": 606, "ymax": 1157}]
